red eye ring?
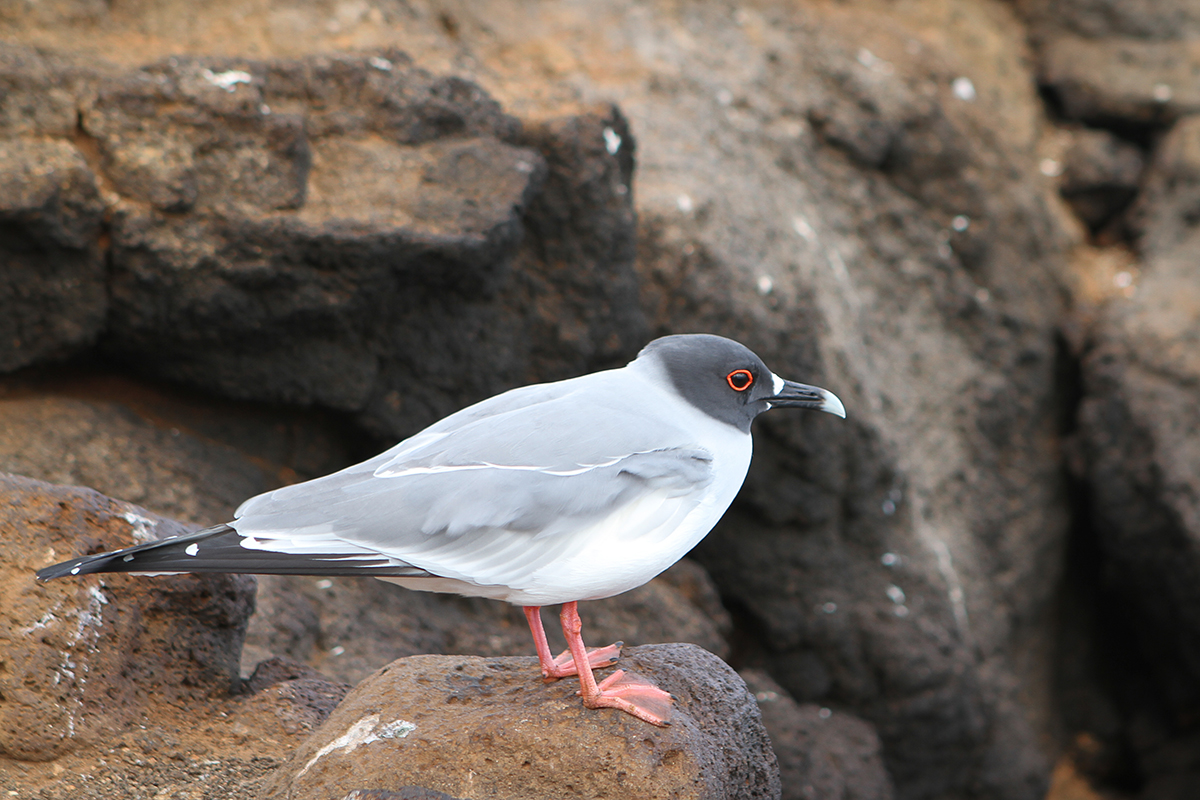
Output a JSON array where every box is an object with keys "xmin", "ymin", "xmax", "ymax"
[{"xmin": 726, "ymin": 369, "xmax": 754, "ymax": 392}]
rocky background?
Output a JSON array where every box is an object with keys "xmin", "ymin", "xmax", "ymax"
[{"xmin": 0, "ymin": 0, "xmax": 1197, "ymax": 798}]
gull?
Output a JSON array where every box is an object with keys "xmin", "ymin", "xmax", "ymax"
[{"xmin": 38, "ymin": 334, "xmax": 845, "ymax": 725}]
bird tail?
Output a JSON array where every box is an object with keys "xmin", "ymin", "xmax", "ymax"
[{"xmin": 36, "ymin": 523, "xmax": 430, "ymax": 581}]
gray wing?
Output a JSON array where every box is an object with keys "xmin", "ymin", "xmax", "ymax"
[{"xmin": 231, "ymin": 370, "xmax": 714, "ymax": 587}]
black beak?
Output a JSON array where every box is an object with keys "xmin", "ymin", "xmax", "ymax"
[{"xmin": 769, "ymin": 378, "xmax": 847, "ymax": 418}]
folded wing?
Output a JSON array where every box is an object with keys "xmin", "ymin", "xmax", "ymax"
[{"xmin": 230, "ymin": 373, "xmax": 714, "ymax": 589}]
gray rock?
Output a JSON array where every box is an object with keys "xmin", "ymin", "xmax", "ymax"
[
  {"xmin": 0, "ymin": 137, "xmax": 106, "ymax": 372},
  {"xmin": 742, "ymin": 669, "xmax": 894, "ymax": 800},
  {"xmin": 1133, "ymin": 115, "xmax": 1200, "ymax": 258},
  {"xmin": 621, "ymin": 5, "xmax": 1069, "ymax": 797},
  {"xmin": 1058, "ymin": 127, "xmax": 1144, "ymax": 231},
  {"xmin": 265, "ymin": 645, "xmax": 781, "ymax": 800},
  {"xmin": 1038, "ymin": 35, "xmax": 1200, "ymax": 122},
  {"xmin": 1024, "ymin": 0, "xmax": 1200, "ymax": 122},
  {"xmin": 1077, "ymin": 229, "xmax": 1200, "ymax": 719},
  {"xmin": 1021, "ymin": 0, "xmax": 1200, "ymax": 40}
]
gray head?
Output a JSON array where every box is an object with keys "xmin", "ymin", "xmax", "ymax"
[{"xmin": 635, "ymin": 334, "xmax": 846, "ymax": 432}]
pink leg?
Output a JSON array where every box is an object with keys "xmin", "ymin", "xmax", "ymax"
[
  {"xmin": 523, "ymin": 605, "xmax": 621, "ymax": 680},
  {"xmin": 559, "ymin": 601, "xmax": 673, "ymax": 726}
]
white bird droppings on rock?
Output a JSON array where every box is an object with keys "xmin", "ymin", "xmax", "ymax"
[
  {"xmin": 202, "ymin": 69, "xmax": 253, "ymax": 92},
  {"xmin": 372, "ymin": 719, "xmax": 417, "ymax": 740},
  {"xmin": 1039, "ymin": 158, "xmax": 1062, "ymax": 177},
  {"xmin": 856, "ymin": 48, "xmax": 894, "ymax": 75},
  {"xmin": 296, "ymin": 713, "xmax": 417, "ymax": 778},
  {"xmin": 121, "ymin": 510, "xmax": 160, "ymax": 544},
  {"xmin": 952, "ymin": 77, "xmax": 975, "ymax": 101},
  {"xmin": 603, "ymin": 127, "xmax": 622, "ymax": 154},
  {"xmin": 791, "ymin": 215, "xmax": 815, "ymax": 241}
]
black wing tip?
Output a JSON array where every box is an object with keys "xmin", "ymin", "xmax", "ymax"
[
  {"xmin": 36, "ymin": 556, "xmax": 109, "ymax": 582},
  {"xmin": 35, "ymin": 522, "xmax": 431, "ymax": 581},
  {"xmin": 34, "ymin": 523, "xmax": 237, "ymax": 583}
]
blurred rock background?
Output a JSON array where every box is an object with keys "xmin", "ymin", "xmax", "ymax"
[{"xmin": 0, "ymin": 1, "xmax": 1197, "ymax": 798}]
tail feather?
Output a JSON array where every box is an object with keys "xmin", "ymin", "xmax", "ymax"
[{"xmin": 35, "ymin": 523, "xmax": 431, "ymax": 581}]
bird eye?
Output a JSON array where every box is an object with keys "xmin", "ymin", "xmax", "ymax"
[{"xmin": 726, "ymin": 369, "xmax": 754, "ymax": 391}]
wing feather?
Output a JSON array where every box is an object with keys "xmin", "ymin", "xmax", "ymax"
[{"xmin": 231, "ymin": 370, "xmax": 714, "ymax": 591}]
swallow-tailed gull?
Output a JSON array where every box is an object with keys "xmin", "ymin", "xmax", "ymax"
[{"xmin": 38, "ymin": 334, "xmax": 845, "ymax": 725}]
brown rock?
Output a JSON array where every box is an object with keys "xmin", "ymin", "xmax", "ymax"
[
  {"xmin": 0, "ymin": 393, "xmax": 276, "ymax": 526},
  {"xmin": 0, "ymin": 2, "xmax": 1113, "ymax": 798},
  {"xmin": 0, "ymin": 472, "xmax": 253, "ymax": 760},
  {"xmin": 0, "ymin": 472, "xmax": 358, "ymax": 798},
  {"xmin": 266, "ymin": 644, "xmax": 780, "ymax": 800},
  {"xmin": 240, "ymin": 656, "xmax": 351, "ymax": 738},
  {"xmin": 0, "ymin": 39, "xmax": 647, "ymax": 441}
]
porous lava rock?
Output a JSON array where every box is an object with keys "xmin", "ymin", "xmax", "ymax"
[{"xmin": 266, "ymin": 645, "xmax": 781, "ymax": 800}]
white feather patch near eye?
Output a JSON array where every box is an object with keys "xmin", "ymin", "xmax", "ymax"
[{"xmin": 771, "ymin": 373, "xmax": 785, "ymax": 395}]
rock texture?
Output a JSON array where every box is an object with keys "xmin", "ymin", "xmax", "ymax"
[
  {"xmin": 0, "ymin": 473, "xmax": 321, "ymax": 798},
  {"xmin": 1024, "ymin": 0, "xmax": 1200, "ymax": 123},
  {"xmin": 266, "ymin": 645, "xmax": 780, "ymax": 800},
  {"xmin": 742, "ymin": 668, "xmax": 894, "ymax": 800},
  {"xmin": 2, "ymin": 474, "xmax": 762, "ymax": 799},
  {"xmin": 1071, "ymin": 125, "xmax": 1200, "ymax": 795},
  {"xmin": 0, "ymin": 473, "xmax": 253, "ymax": 761},
  {"xmin": 0, "ymin": 42, "xmax": 646, "ymax": 441},
  {"xmin": 3, "ymin": 0, "xmax": 1200, "ymax": 798},
  {"xmin": 600, "ymin": 4, "xmax": 1071, "ymax": 797}
]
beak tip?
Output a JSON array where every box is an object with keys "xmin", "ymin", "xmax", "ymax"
[{"xmin": 820, "ymin": 390, "xmax": 847, "ymax": 419}]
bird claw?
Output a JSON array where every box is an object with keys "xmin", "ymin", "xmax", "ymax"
[
  {"xmin": 542, "ymin": 642, "xmax": 622, "ymax": 680},
  {"xmin": 579, "ymin": 668, "xmax": 673, "ymax": 726}
]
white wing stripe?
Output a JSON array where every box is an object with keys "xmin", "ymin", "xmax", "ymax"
[{"xmin": 374, "ymin": 454, "xmax": 638, "ymax": 479}]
